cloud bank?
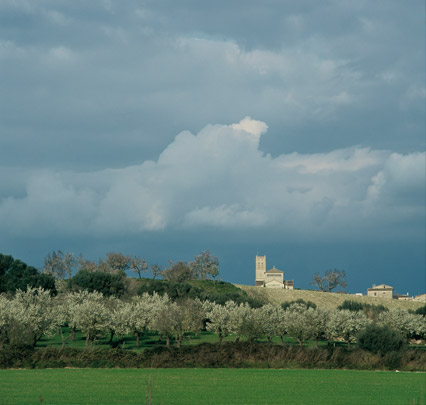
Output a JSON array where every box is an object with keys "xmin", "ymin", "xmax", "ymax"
[{"xmin": 1, "ymin": 118, "xmax": 424, "ymax": 241}]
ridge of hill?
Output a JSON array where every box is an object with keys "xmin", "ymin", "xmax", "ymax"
[{"xmin": 236, "ymin": 285, "xmax": 425, "ymax": 311}]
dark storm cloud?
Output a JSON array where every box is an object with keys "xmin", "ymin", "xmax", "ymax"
[{"xmin": 0, "ymin": 0, "xmax": 424, "ymax": 170}]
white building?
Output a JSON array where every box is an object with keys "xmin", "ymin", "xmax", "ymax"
[{"xmin": 254, "ymin": 255, "xmax": 293, "ymax": 289}]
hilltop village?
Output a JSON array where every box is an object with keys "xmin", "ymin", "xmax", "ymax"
[{"xmin": 254, "ymin": 255, "xmax": 425, "ymax": 302}]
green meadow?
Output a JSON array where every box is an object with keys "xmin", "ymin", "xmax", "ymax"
[
  {"xmin": 37, "ymin": 329, "xmax": 313, "ymax": 350},
  {"xmin": 0, "ymin": 368, "xmax": 424, "ymax": 404}
]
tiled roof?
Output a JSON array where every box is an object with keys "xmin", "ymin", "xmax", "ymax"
[
  {"xmin": 368, "ymin": 284, "xmax": 393, "ymax": 290},
  {"xmin": 265, "ymin": 266, "xmax": 283, "ymax": 274}
]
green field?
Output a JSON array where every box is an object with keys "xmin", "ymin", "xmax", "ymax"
[
  {"xmin": 37, "ymin": 329, "xmax": 314, "ymax": 351},
  {"xmin": 0, "ymin": 369, "xmax": 424, "ymax": 404}
]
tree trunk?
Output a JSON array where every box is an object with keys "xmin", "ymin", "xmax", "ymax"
[
  {"xmin": 176, "ymin": 337, "xmax": 181, "ymax": 348},
  {"xmin": 85, "ymin": 336, "xmax": 89, "ymax": 346},
  {"xmin": 166, "ymin": 336, "xmax": 170, "ymax": 347},
  {"xmin": 267, "ymin": 336, "xmax": 272, "ymax": 344},
  {"xmin": 90, "ymin": 339, "xmax": 94, "ymax": 350},
  {"xmin": 218, "ymin": 333, "xmax": 223, "ymax": 344},
  {"xmin": 109, "ymin": 330, "xmax": 115, "ymax": 344},
  {"xmin": 235, "ymin": 336, "xmax": 240, "ymax": 343},
  {"xmin": 60, "ymin": 331, "xmax": 70, "ymax": 350},
  {"xmin": 71, "ymin": 329, "xmax": 76, "ymax": 341},
  {"xmin": 136, "ymin": 332, "xmax": 140, "ymax": 347},
  {"xmin": 347, "ymin": 341, "xmax": 351, "ymax": 349},
  {"xmin": 280, "ymin": 336, "xmax": 285, "ymax": 345},
  {"xmin": 314, "ymin": 339, "xmax": 319, "ymax": 348}
]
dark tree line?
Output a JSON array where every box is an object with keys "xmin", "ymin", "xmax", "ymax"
[{"xmin": 0, "ymin": 254, "xmax": 56, "ymax": 294}]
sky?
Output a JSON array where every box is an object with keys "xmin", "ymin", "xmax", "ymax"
[{"xmin": 0, "ymin": 0, "xmax": 424, "ymax": 295}]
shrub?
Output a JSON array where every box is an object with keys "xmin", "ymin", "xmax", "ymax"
[
  {"xmin": 357, "ymin": 324, "xmax": 405, "ymax": 355},
  {"xmin": 137, "ymin": 279, "xmax": 264, "ymax": 307},
  {"xmin": 137, "ymin": 279, "xmax": 201, "ymax": 300},
  {"xmin": 338, "ymin": 300, "xmax": 364, "ymax": 312},
  {"xmin": 414, "ymin": 304, "xmax": 426, "ymax": 317},
  {"xmin": 281, "ymin": 299, "xmax": 316, "ymax": 311},
  {"xmin": 68, "ymin": 269, "xmax": 126, "ymax": 297},
  {"xmin": 338, "ymin": 300, "xmax": 388, "ymax": 321},
  {"xmin": 383, "ymin": 351, "xmax": 402, "ymax": 370},
  {"xmin": 1, "ymin": 344, "xmax": 425, "ymax": 370}
]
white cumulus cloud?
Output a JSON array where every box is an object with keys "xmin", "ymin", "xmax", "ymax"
[{"xmin": 0, "ymin": 118, "xmax": 424, "ymax": 241}]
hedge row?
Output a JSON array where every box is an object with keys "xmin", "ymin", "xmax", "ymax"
[{"xmin": 1, "ymin": 343, "xmax": 425, "ymax": 371}]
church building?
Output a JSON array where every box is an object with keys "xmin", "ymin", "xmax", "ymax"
[{"xmin": 255, "ymin": 255, "xmax": 294, "ymax": 289}]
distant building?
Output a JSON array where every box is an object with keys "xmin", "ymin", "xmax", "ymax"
[
  {"xmin": 367, "ymin": 284, "xmax": 394, "ymax": 299},
  {"xmin": 255, "ymin": 255, "xmax": 293, "ymax": 289},
  {"xmin": 394, "ymin": 293, "xmax": 410, "ymax": 301}
]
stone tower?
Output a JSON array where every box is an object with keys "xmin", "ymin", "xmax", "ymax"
[{"xmin": 255, "ymin": 255, "xmax": 266, "ymax": 286}]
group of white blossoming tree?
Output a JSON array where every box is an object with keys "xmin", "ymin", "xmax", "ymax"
[{"xmin": 0, "ymin": 287, "xmax": 425, "ymax": 350}]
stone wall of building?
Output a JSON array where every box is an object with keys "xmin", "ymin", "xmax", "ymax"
[{"xmin": 367, "ymin": 284, "xmax": 394, "ymax": 299}]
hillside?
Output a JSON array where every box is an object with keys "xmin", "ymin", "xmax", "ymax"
[
  {"xmin": 133, "ymin": 278, "xmax": 263, "ymax": 306},
  {"xmin": 236, "ymin": 285, "xmax": 425, "ymax": 311}
]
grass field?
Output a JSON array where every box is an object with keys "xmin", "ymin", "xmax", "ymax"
[
  {"xmin": 37, "ymin": 329, "xmax": 320, "ymax": 351},
  {"xmin": 238, "ymin": 285, "xmax": 426, "ymax": 311},
  {"xmin": 0, "ymin": 368, "xmax": 424, "ymax": 404}
]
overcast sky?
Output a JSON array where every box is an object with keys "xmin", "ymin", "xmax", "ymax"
[{"xmin": 0, "ymin": 0, "xmax": 424, "ymax": 294}]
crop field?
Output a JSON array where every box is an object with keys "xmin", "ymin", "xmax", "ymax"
[{"xmin": 0, "ymin": 368, "xmax": 424, "ymax": 404}]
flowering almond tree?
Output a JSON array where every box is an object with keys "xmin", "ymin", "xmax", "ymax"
[
  {"xmin": 12, "ymin": 287, "xmax": 57, "ymax": 347},
  {"xmin": 0, "ymin": 295, "xmax": 12, "ymax": 347},
  {"xmin": 53, "ymin": 299, "xmax": 72, "ymax": 349},
  {"xmin": 129, "ymin": 292, "xmax": 170, "ymax": 346},
  {"xmin": 326, "ymin": 309, "xmax": 370, "ymax": 348},
  {"xmin": 259, "ymin": 304, "xmax": 282, "ymax": 344},
  {"xmin": 228, "ymin": 302, "xmax": 252, "ymax": 342},
  {"xmin": 64, "ymin": 290, "xmax": 96, "ymax": 341},
  {"xmin": 378, "ymin": 309, "xmax": 425, "ymax": 341},
  {"xmin": 153, "ymin": 299, "xmax": 204, "ymax": 347},
  {"xmin": 284, "ymin": 303, "xmax": 314, "ymax": 346},
  {"xmin": 108, "ymin": 301, "xmax": 133, "ymax": 347},
  {"xmin": 204, "ymin": 301, "xmax": 234, "ymax": 344},
  {"xmin": 307, "ymin": 308, "xmax": 330, "ymax": 348},
  {"xmin": 170, "ymin": 299, "xmax": 205, "ymax": 348},
  {"xmin": 233, "ymin": 306, "xmax": 265, "ymax": 343},
  {"xmin": 72, "ymin": 291, "xmax": 109, "ymax": 349},
  {"xmin": 275, "ymin": 306, "xmax": 288, "ymax": 344}
]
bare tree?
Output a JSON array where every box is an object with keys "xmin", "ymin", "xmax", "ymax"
[
  {"xmin": 161, "ymin": 261, "xmax": 194, "ymax": 283},
  {"xmin": 76, "ymin": 254, "xmax": 99, "ymax": 273},
  {"xmin": 43, "ymin": 250, "xmax": 76, "ymax": 279},
  {"xmin": 105, "ymin": 252, "xmax": 131, "ymax": 274},
  {"xmin": 130, "ymin": 257, "xmax": 149, "ymax": 279},
  {"xmin": 151, "ymin": 264, "xmax": 162, "ymax": 280},
  {"xmin": 311, "ymin": 269, "xmax": 347, "ymax": 292},
  {"xmin": 189, "ymin": 250, "xmax": 219, "ymax": 280}
]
